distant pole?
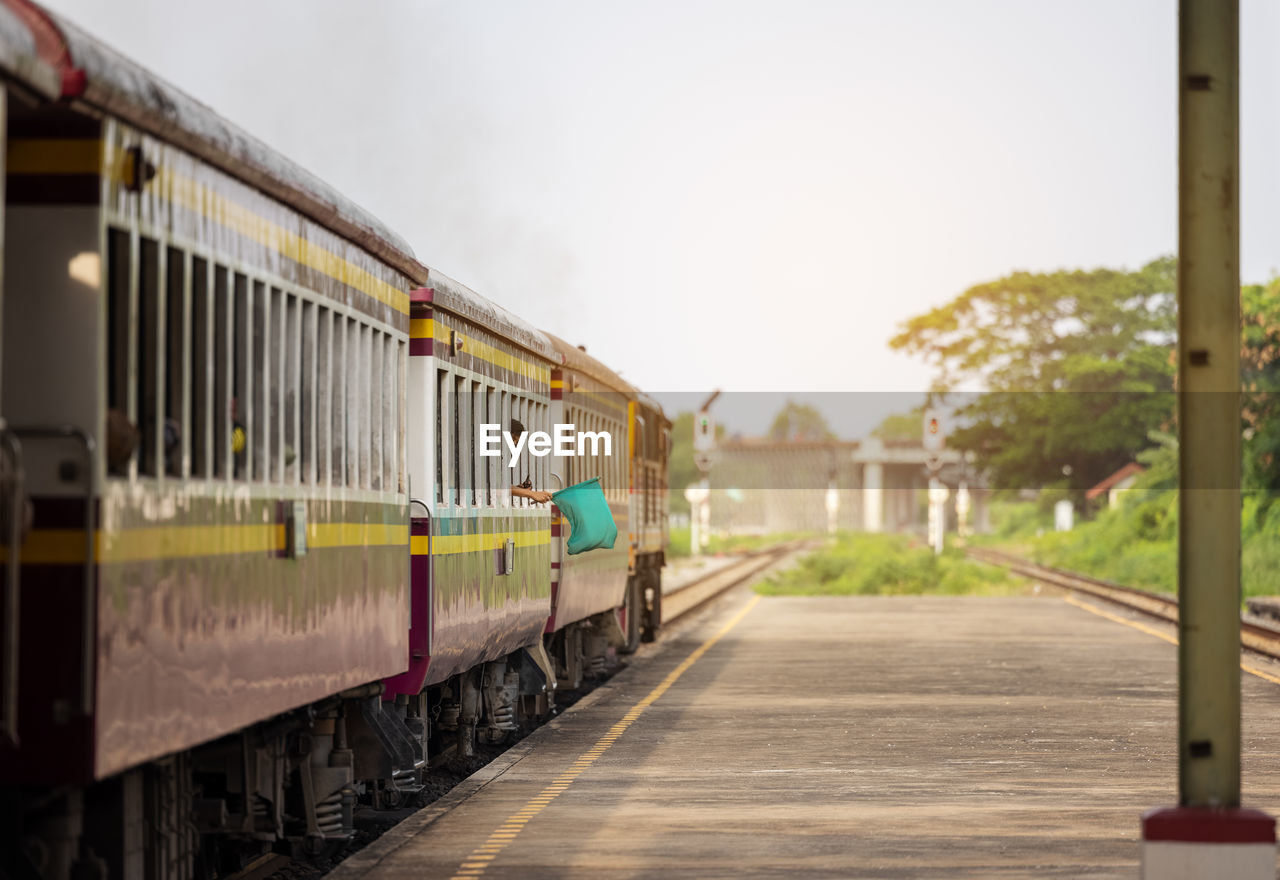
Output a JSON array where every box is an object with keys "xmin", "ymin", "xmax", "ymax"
[{"xmin": 1176, "ymin": 0, "xmax": 1240, "ymax": 809}]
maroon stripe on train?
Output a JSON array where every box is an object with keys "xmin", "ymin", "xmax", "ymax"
[
  {"xmin": 409, "ymin": 337, "xmax": 433, "ymax": 357},
  {"xmin": 1142, "ymin": 807, "xmax": 1276, "ymax": 843},
  {"xmin": 30, "ymin": 495, "xmax": 99, "ymax": 530},
  {"xmin": 7, "ymin": 174, "xmax": 98, "ymax": 205}
]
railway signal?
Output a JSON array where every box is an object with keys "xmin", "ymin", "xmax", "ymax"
[
  {"xmin": 694, "ymin": 412, "xmax": 715, "ymax": 457},
  {"xmin": 922, "ymin": 409, "xmax": 945, "ymax": 456}
]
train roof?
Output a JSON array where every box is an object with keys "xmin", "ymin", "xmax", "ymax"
[
  {"xmin": 426, "ymin": 270, "xmax": 559, "ymax": 363},
  {"xmin": 4, "ymin": 0, "xmax": 427, "ymax": 284},
  {"xmin": 0, "ymin": 2, "xmax": 60, "ymax": 99},
  {"xmin": 632, "ymin": 391, "xmax": 671, "ymax": 427},
  {"xmin": 544, "ymin": 332, "xmax": 636, "ymax": 396}
]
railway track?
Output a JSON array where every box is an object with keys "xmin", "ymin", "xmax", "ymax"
[
  {"xmin": 661, "ymin": 540, "xmax": 809, "ymax": 624},
  {"xmin": 968, "ymin": 546, "xmax": 1280, "ymax": 661}
]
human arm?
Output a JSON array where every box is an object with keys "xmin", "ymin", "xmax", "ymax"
[{"xmin": 512, "ymin": 486, "xmax": 553, "ymax": 504}]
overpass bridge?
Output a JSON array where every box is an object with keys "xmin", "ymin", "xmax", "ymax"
[{"xmin": 704, "ymin": 436, "xmax": 987, "ymax": 536}]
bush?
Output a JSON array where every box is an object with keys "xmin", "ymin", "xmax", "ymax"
[
  {"xmin": 1006, "ymin": 488, "xmax": 1280, "ymax": 601},
  {"xmin": 756, "ymin": 532, "xmax": 1024, "ymax": 596}
]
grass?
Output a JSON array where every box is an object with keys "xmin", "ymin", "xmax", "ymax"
[
  {"xmin": 754, "ymin": 532, "xmax": 1027, "ymax": 597},
  {"xmin": 667, "ymin": 527, "xmax": 815, "ymax": 559},
  {"xmin": 990, "ymin": 492, "xmax": 1280, "ymax": 601}
]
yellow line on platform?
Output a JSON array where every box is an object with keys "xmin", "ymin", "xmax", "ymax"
[
  {"xmin": 1062, "ymin": 595, "xmax": 1280, "ymax": 686},
  {"xmin": 451, "ymin": 594, "xmax": 763, "ymax": 876}
]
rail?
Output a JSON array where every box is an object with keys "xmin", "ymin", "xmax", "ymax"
[
  {"xmin": 660, "ymin": 540, "xmax": 811, "ymax": 625},
  {"xmin": 968, "ymin": 546, "xmax": 1280, "ymax": 661}
]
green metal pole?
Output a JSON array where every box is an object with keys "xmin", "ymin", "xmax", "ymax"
[{"xmin": 1177, "ymin": 0, "xmax": 1240, "ymax": 808}]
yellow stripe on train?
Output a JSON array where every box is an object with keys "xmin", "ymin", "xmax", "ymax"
[
  {"xmin": 8, "ymin": 139, "xmax": 102, "ymax": 174},
  {"xmin": 433, "ymin": 323, "xmax": 551, "ymax": 383},
  {"xmin": 411, "ymin": 527, "xmax": 550, "ymax": 557},
  {"xmin": 0, "ymin": 522, "xmax": 409, "ymax": 565},
  {"xmin": 154, "ymin": 167, "xmax": 411, "ymax": 316}
]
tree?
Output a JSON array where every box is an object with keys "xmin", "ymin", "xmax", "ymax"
[
  {"xmin": 871, "ymin": 405, "xmax": 926, "ymax": 443},
  {"xmin": 767, "ymin": 400, "xmax": 835, "ymax": 442},
  {"xmin": 668, "ymin": 411, "xmax": 698, "ymax": 515},
  {"xmin": 1242, "ymin": 278, "xmax": 1280, "ymax": 493},
  {"xmin": 889, "ymin": 257, "xmax": 1176, "ymax": 492}
]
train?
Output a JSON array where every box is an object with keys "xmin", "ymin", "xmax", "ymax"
[{"xmin": 0, "ymin": 2, "xmax": 670, "ymax": 877}]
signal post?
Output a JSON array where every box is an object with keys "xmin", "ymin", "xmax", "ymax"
[
  {"xmin": 923, "ymin": 409, "xmax": 947, "ymax": 556},
  {"xmin": 689, "ymin": 392, "xmax": 718, "ymax": 558}
]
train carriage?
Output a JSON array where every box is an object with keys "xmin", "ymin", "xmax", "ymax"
[
  {"xmin": 0, "ymin": 2, "xmax": 676, "ymax": 875},
  {"xmin": 382, "ymin": 272, "xmax": 558, "ymax": 766},
  {"xmin": 545, "ymin": 335, "xmax": 636, "ymax": 664},
  {"xmin": 628, "ymin": 392, "xmax": 670, "ymax": 641},
  {"xmin": 0, "ymin": 1, "xmax": 419, "ymax": 872}
]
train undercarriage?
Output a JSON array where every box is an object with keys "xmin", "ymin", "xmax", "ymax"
[{"xmin": 1, "ymin": 610, "xmax": 632, "ymax": 880}]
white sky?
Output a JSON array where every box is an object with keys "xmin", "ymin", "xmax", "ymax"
[{"xmin": 37, "ymin": 0, "xmax": 1280, "ymax": 436}]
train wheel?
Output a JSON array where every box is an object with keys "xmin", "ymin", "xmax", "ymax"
[{"xmin": 621, "ymin": 576, "xmax": 642, "ymax": 654}]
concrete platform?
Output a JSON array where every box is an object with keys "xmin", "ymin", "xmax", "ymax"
[{"xmin": 330, "ymin": 590, "xmax": 1280, "ymax": 879}]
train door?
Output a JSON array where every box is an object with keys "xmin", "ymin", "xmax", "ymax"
[
  {"xmin": 0, "ymin": 84, "xmax": 14, "ymax": 750},
  {"xmin": 0, "ymin": 94, "xmax": 103, "ymax": 785}
]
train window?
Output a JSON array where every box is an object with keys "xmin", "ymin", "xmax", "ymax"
[
  {"xmin": 190, "ymin": 256, "xmax": 210, "ymax": 479},
  {"xmin": 471, "ymin": 382, "xmax": 482, "ymax": 506},
  {"xmin": 500, "ymin": 390, "xmax": 512, "ymax": 507},
  {"xmin": 268, "ymin": 287, "xmax": 283, "ymax": 483},
  {"xmin": 105, "ymin": 228, "xmax": 130, "ymax": 430},
  {"xmin": 466, "ymin": 376, "xmax": 477, "ymax": 505},
  {"xmin": 370, "ymin": 326, "xmax": 383, "ymax": 491},
  {"xmin": 212, "ymin": 266, "xmax": 229, "ymax": 480},
  {"xmin": 361, "ymin": 323, "xmax": 372, "ymax": 489},
  {"xmin": 165, "ymin": 247, "xmax": 186, "ymax": 478},
  {"xmin": 533, "ymin": 399, "xmax": 542, "ymax": 496},
  {"xmin": 534, "ymin": 399, "xmax": 543, "ymax": 497},
  {"xmin": 587, "ymin": 411, "xmax": 597, "ymax": 481},
  {"xmin": 515, "ymin": 395, "xmax": 527, "ymax": 508},
  {"xmin": 300, "ymin": 300, "xmax": 315, "ymax": 484},
  {"xmin": 233, "ymin": 273, "xmax": 249, "ymax": 480},
  {"xmin": 360, "ymin": 323, "xmax": 373, "ymax": 489},
  {"xmin": 468, "ymin": 378, "xmax": 479, "ymax": 506},
  {"xmin": 607, "ymin": 414, "xmax": 615, "ymax": 502},
  {"xmin": 284, "ymin": 292, "xmax": 300, "ymax": 485},
  {"xmin": 436, "ymin": 369, "xmax": 446, "ymax": 504},
  {"xmin": 315, "ymin": 306, "xmax": 331, "ymax": 485},
  {"xmin": 616, "ymin": 416, "xmax": 624, "ymax": 503},
  {"xmin": 396, "ymin": 337, "xmax": 404, "ymax": 492},
  {"xmin": 451, "ymin": 374, "xmax": 463, "ymax": 505},
  {"xmin": 381, "ymin": 332, "xmax": 391, "ymax": 491},
  {"xmin": 252, "ymin": 281, "xmax": 269, "ymax": 482},
  {"xmin": 345, "ymin": 318, "xmax": 361, "ymax": 488},
  {"xmin": 566, "ymin": 405, "xmax": 576, "ymax": 487},
  {"xmin": 105, "ymin": 228, "xmax": 131, "ymax": 476},
  {"xmin": 330, "ymin": 311, "xmax": 345, "ymax": 487},
  {"xmin": 485, "ymin": 386, "xmax": 496, "ymax": 505},
  {"xmin": 137, "ymin": 237, "xmax": 160, "ymax": 477},
  {"xmin": 496, "ymin": 389, "xmax": 507, "ymax": 506}
]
